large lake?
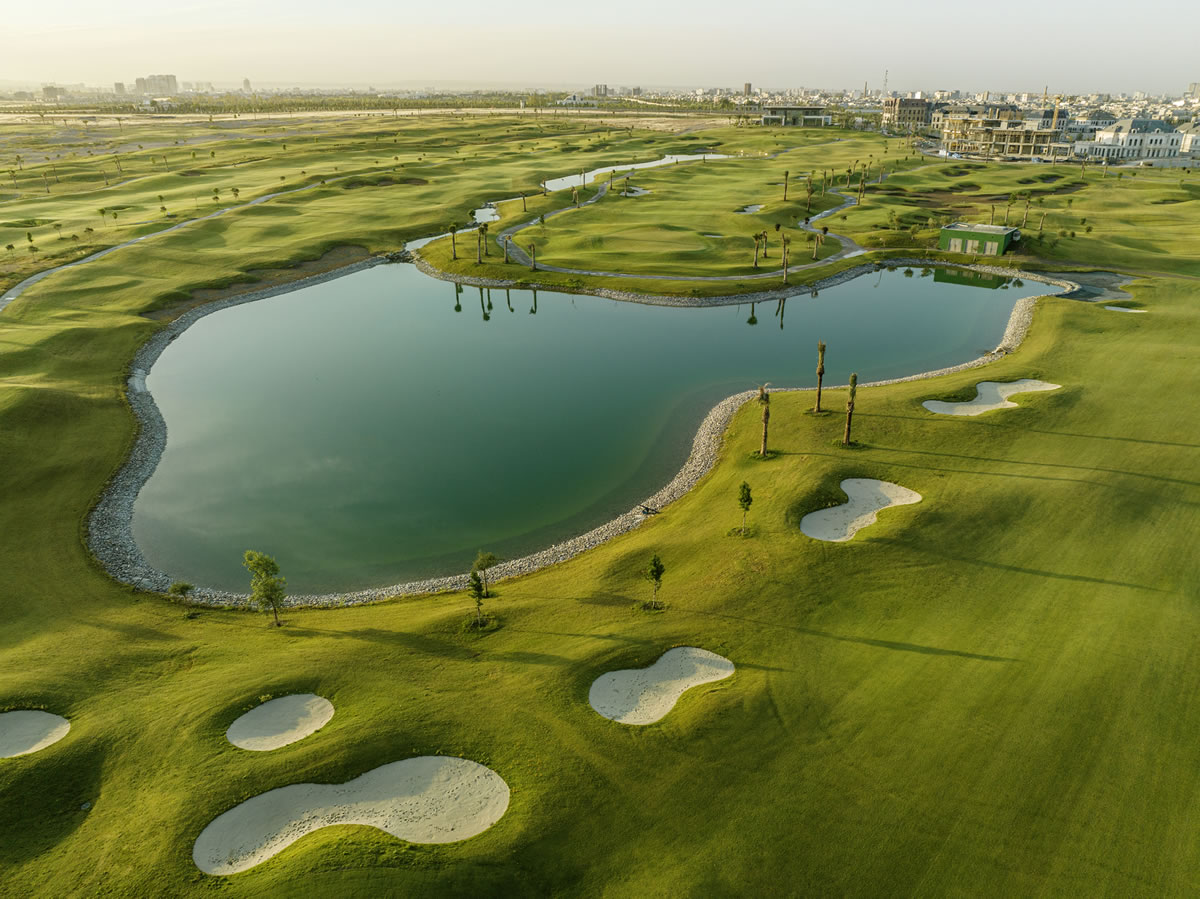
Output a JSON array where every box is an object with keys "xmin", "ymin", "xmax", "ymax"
[{"xmin": 134, "ymin": 264, "xmax": 1040, "ymax": 592}]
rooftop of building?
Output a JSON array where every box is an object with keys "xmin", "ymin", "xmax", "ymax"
[{"xmin": 942, "ymin": 223, "xmax": 1020, "ymax": 235}]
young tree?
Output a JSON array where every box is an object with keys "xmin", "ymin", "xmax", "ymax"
[
  {"xmin": 243, "ymin": 550, "xmax": 286, "ymax": 627},
  {"xmin": 758, "ymin": 383, "xmax": 771, "ymax": 456},
  {"xmin": 814, "ymin": 341, "xmax": 827, "ymax": 412},
  {"xmin": 738, "ymin": 481, "xmax": 753, "ymax": 536},
  {"xmin": 644, "ymin": 553, "xmax": 665, "ymax": 607},
  {"xmin": 468, "ymin": 571, "xmax": 486, "ymax": 624},
  {"xmin": 843, "ymin": 373, "xmax": 858, "ymax": 446},
  {"xmin": 472, "ymin": 550, "xmax": 500, "ymax": 597}
]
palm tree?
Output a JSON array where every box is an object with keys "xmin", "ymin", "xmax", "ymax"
[
  {"xmin": 448, "ymin": 223, "xmax": 458, "ymax": 260},
  {"xmin": 503, "ymin": 236, "xmax": 511, "ymax": 264},
  {"xmin": 747, "ymin": 303, "xmax": 758, "ymax": 325},
  {"xmin": 529, "ymin": 241, "xmax": 537, "ymax": 271},
  {"xmin": 805, "ymin": 173, "xmax": 814, "ymax": 213},
  {"xmin": 812, "ymin": 231, "xmax": 825, "ymax": 259},
  {"xmin": 783, "ymin": 170, "xmax": 789, "ymax": 201},
  {"xmin": 758, "ymin": 384, "xmax": 771, "ymax": 457},
  {"xmin": 520, "ymin": 191, "xmax": 527, "ymax": 212},
  {"xmin": 759, "ymin": 230, "xmax": 769, "ymax": 259},
  {"xmin": 780, "ymin": 234, "xmax": 791, "ymax": 285},
  {"xmin": 814, "ymin": 341, "xmax": 827, "ymax": 412},
  {"xmin": 843, "ymin": 373, "xmax": 858, "ymax": 445},
  {"xmin": 752, "ymin": 232, "xmax": 761, "ymax": 268}
]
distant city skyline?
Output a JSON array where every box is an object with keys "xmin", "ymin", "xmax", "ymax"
[{"xmin": 3, "ymin": 0, "xmax": 1194, "ymax": 97}]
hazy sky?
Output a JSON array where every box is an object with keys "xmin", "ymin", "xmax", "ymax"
[{"xmin": 5, "ymin": 0, "xmax": 1195, "ymax": 95}]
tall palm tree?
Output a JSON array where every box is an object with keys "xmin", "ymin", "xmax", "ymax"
[
  {"xmin": 529, "ymin": 241, "xmax": 537, "ymax": 271},
  {"xmin": 812, "ymin": 231, "xmax": 825, "ymax": 259},
  {"xmin": 476, "ymin": 225, "xmax": 484, "ymax": 263},
  {"xmin": 814, "ymin": 341, "xmax": 826, "ymax": 412},
  {"xmin": 843, "ymin": 373, "xmax": 858, "ymax": 445},
  {"xmin": 783, "ymin": 170, "xmax": 789, "ymax": 201},
  {"xmin": 759, "ymin": 230, "xmax": 769, "ymax": 259},
  {"xmin": 806, "ymin": 173, "xmax": 814, "ymax": 213},
  {"xmin": 752, "ymin": 232, "xmax": 761, "ymax": 268},
  {"xmin": 780, "ymin": 234, "xmax": 791, "ymax": 285},
  {"xmin": 758, "ymin": 384, "xmax": 771, "ymax": 457},
  {"xmin": 448, "ymin": 223, "xmax": 458, "ymax": 260}
]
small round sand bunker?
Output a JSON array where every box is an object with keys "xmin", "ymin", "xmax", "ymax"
[
  {"xmin": 0, "ymin": 710, "xmax": 71, "ymax": 758},
  {"xmin": 226, "ymin": 694, "xmax": 334, "ymax": 751},
  {"xmin": 922, "ymin": 379, "xmax": 1061, "ymax": 416},
  {"xmin": 589, "ymin": 646, "xmax": 734, "ymax": 725},
  {"xmin": 800, "ymin": 478, "xmax": 921, "ymax": 542},
  {"xmin": 193, "ymin": 756, "xmax": 510, "ymax": 875}
]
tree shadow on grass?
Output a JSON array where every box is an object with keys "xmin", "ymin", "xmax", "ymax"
[
  {"xmin": 801, "ymin": 447, "xmax": 1185, "ymax": 503},
  {"xmin": 0, "ymin": 740, "xmax": 107, "ymax": 866},
  {"xmin": 283, "ymin": 625, "xmax": 476, "ymax": 660},
  {"xmin": 860, "ymin": 410, "xmax": 1200, "ymax": 450},
  {"xmin": 869, "ymin": 535, "xmax": 1168, "ymax": 594},
  {"xmin": 676, "ymin": 607, "xmax": 1018, "ymax": 663},
  {"xmin": 863, "ymin": 442, "xmax": 1200, "ymax": 491}
]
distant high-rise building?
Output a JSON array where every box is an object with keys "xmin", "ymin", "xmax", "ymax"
[
  {"xmin": 593, "ymin": 83, "xmax": 607, "ymax": 97},
  {"xmin": 1189, "ymin": 82, "xmax": 1200, "ymax": 98},
  {"xmin": 744, "ymin": 82, "xmax": 752, "ymax": 96},
  {"xmin": 114, "ymin": 82, "xmax": 125, "ymax": 95},
  {"xmin": 631, "ymin": 86, "xmax": 641, "ymax": 96},
  {"xmin": 243, "ymin": 78, "xmax": 252, "ymax": 93},
  {"xmin": 136, "ymin": 74, "xmax": 177, "ymax": 95}
]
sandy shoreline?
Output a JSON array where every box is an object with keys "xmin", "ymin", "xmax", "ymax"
[{"xmin": 86, "ymin": 256, "xmax": 1076, "ymax": 608}]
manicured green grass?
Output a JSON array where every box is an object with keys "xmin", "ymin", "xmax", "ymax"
[{"xmin": 2, "ymin": 115, "xmax": 1200, "ymax": 896}]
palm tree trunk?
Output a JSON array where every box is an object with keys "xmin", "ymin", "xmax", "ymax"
[
  {"xmin": 761, "ymin": 404, "xmax": 770, "ymax": 456},
  {"xmin": 476, "ymin": 231, "xmax": 482, "ymax": 264},
  {"xmin": 753, "ymin": 238, "xmax": 760, "ymax": 268},
  {"xmin": 843, "ymin": 373, "xmax": 858, "ymax": 446},
  {"xmin": 451, "ymin": 233, "xmax": 457, "ymax": 260},
  {"xmin": 814, "ymin": 342, "xmax": 826, "ymax": 413}
]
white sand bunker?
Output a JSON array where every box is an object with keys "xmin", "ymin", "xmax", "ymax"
[
  {"xmin": 588, "ymin": 647, "xmax": 734, "ymax": 725},
  {"xmin": 0, "ymin": 710, "xmax": 70, "ymax": 758},
  {"xmin": 193, "ymin": 756, "xmax": 510, "ymax": 875},
  {"xmin": 1104, "ymin": 305, "xmax": 1147, "ymax": 313},
  {"xmin": 800, "ymin": 478, "xmax": 922, "ymax": 543},
  {"xmin": 922, "ymin": 379, "xmax": 1061, "ymax": 416},
  {"xmin": 226, "ymin": 694, "xmax": 334, "ymax": 751}
]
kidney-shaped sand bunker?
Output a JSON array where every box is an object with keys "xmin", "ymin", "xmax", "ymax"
[
  {"xmin": 589, "ymin": 646, "xmax": 735, "ymax": 725},
  {"xmin": 226, "ymin": 694, "xmax": 335, "ymax": 751},
  {"xmin": 800, "ymin": 478, "xmax": 922, "ymax": 542},
  {"xmin": 0, "ymin": 710, "xmax": 71, "ymax": 758},
  {"xmin": 193, "ymin": 756, "xmax": 510, "ymax": 875},
  {"xmin": 922, "ymin": 379, "xmax": 1060, "ymax": 416}
]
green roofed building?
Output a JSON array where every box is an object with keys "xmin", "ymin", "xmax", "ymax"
[{"xmin": 938, "ymin": 223, "xmax": 1020, "ymax": 256}]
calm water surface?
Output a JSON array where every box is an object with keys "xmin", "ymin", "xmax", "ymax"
[{"xmin": 135, "ymin": 264, "xmax": 1039, "ymax": 591}]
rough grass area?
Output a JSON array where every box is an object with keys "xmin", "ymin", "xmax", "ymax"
[{"xmin": 2, "ymin": 113, "xmax": 1200, "ymax": 895}]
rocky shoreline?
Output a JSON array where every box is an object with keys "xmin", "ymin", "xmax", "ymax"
[{"xmin": 86, "ymin": 257, "xmax": 1077, "ymax": 609}]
